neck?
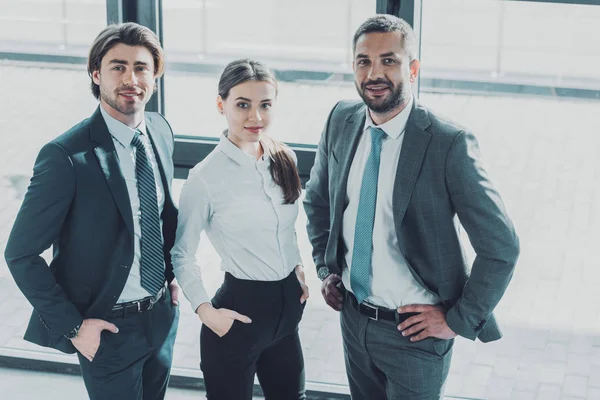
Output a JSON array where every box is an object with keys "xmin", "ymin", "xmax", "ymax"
[
  {"xmin": 369, "ymin": 97, "xmax": 410, "ymax": 126},
  {"xmin": 228, "ymin": 133, "xmax": 263, "ymax": 160},
  {"xmin": 100, "ymin": 101, "xmax": 144, "ymax": 128}
]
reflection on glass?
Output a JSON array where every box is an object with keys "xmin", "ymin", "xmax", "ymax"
[
  {"xmin": 419, "ymin": 1, "xmax": 600, "ymax": 398},
  {"xmin": 0, "ymin": 0, "xmax": 107, "ymax": 55},
  {"xmin": 162, "ymin": 0, "xmax": 375, "ymax": 142}
]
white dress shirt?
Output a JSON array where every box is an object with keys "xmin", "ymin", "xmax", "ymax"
[
  {"xmin": 341, "ymin": 96, "xmax": 439, "ymax": 309},
  {"xmin": 100, "ymin": 106, "xmax": 166, "ymax": 303},
  {"xmin": 172, "ymin": 132, "xmax": 303, "ymax": 312}
]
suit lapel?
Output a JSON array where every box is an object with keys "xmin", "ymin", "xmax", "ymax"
[
  {"xmin": 145, "ymin": 116, "xmax": 174, "ymax": 209},
  {"xmin": 89, "ymin": 107, "xmax": 134, "ymax": 234},
  {"xmin": 392, "ymin": 100, "xmax": 432, "ymax": 228},
  {"xmin": 335, "ymin": 104, "xmax": 367, "ymax": 214}
]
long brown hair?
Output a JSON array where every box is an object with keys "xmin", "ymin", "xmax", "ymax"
[{"xmin": 218, "ymin": 59, "xmax": 301, "ymax": 204}]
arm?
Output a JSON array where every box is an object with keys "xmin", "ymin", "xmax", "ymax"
[
  {"xmin": 303, "ymin": 102, "xmax": 339, "ymax": 271},
  {"xmin": 171, "ymin": 167, "xmax": 252, "ymax": 335},
  {"xmin": 4, "ymin": 142, "xmax": 84, "ymax": 339},
  {"xmin": 444, "ymin": 131, "xmax": 520, "ymax": 340},
  {"xmin": 170, "ymin": 167, "xmax": 212, "ymax": 312}
]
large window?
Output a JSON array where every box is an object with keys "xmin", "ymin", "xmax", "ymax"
[
  {"xmin": 2, "ymin": 1, "xmax": 599, "ymax": 399},
  {"xmin": 419, "ymin": 1, "xmax": 600, "ymax": 398},
  {"xmin": 162, "ymin": 0, "xmax": 373, "ymax": 144}
]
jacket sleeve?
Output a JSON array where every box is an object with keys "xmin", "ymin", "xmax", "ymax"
[
  {"xmin": 444, "ymin": 130, "xmax": 520, "ymax": 340},
  {"xmin": 303, "ymin": 102, "xmax": 340, "ymax": 271},
  {"xmin": 4, "ymin": 142, "xmax": 84, "ymax": 339}
]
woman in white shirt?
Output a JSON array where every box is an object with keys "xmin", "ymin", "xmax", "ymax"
[{"xmin": 171, "ymin": 59, "xmax": 308, "ymax": 400}]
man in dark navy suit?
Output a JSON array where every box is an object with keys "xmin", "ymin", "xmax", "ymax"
[{"xmin": 5, "ymin": 23, "xmax": 179, "ymax": 400}]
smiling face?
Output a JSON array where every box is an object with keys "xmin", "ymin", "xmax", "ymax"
[
  {"xmin": 353, "ymin": 31, "xmax": 419, "ymax": 119},
  {"xmin": 217, "ymin": 80, "xmax": 277, "ymax": 147},
  {"xmin": 92, "ymin": 43, "xmax": 156, "ymax": 125}
]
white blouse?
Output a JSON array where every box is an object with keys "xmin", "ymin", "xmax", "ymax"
[{"xmin": 171, "ymin": 133, "xmax": 303, "ymax": 312}]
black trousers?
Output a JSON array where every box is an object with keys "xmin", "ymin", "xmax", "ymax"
[
  {"xmin": 201, "ymin": 271, "xmax": 307, "ymax": 400},
  {"xmin": 77, "ymin": 290, "xmax": 179, "ymax": 400}
]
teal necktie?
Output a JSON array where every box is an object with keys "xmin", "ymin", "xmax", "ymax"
[{"xmin": 350, "ymin": 126, "xmax": 386, "ymax": 303}]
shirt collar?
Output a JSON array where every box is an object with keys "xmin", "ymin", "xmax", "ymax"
[
  {"xmin": 100, "ymin": 105, "xmax": 147, "ymax": 148},
  {"xmin": 364, "ymin": 95, "xmax": 413, "ymax": 140},
  {"xmin": 218, "ymin": 130, "xmax": 265, "ymax": 166}
]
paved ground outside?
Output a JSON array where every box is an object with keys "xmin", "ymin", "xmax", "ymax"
[{"xmin": 1, "ymin": 61, "xmax": 599, "ymax": 399}]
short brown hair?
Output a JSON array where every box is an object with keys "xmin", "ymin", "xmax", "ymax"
[{"xmin": 87, "ymin": 22, "xmax": 165, "ymax": 100}]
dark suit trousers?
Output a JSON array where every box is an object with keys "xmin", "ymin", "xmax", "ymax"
[
  {"xmin": 77, "ymin": 291, "xmax": 179, "ymax": 400},
  {"xmin": 200, "ymin": 272, "xmax": 306, "ymax": 400},
  {"xmin": 341, "ymin": 294, "xmax": 454, "ymax": 400}
]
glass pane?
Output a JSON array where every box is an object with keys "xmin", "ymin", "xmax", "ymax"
[
  {"xmin": 420, "ymin": 1, "xmax": 600, "ymax": 399},
  {"xmin": 0, "ymin": 0, "xmax": 107, "ymax": 360},
  {"xmin": 0, "ymin": 0, "xmax": 107, "ymax": 55},
  {"xmin": 162, "ymin": 0, "xmax": 375, "ymax": 144},
  {"xmin": 162, "ymin": 0, "xmax": 376, "ymax": 390}
]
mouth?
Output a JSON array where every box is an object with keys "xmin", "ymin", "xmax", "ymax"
[
  {"xmin": 364, "ymin": 85, "xmax": 390, "ymax": 97},
  {"xmin": 244, "ymin": 126, "xmax": 263, "ymax": 134},
  {"xmin": 119, "ymin": 91, "xmax": 142, "ymax": 100}
]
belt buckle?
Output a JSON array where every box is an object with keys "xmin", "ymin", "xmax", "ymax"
[
  {"xmin": 133, "ymin": 300, "xmax": 141, "ymax": 313},
  {"xmin": 362, "ymin": 302, "xmax": 379, "ymax": 321}
]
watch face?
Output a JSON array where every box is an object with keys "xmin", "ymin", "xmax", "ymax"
[{"xmin": 318, "ymin": 267, "xmax": 330, "ymax": 280}]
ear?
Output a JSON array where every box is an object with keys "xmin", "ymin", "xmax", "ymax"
[
  {"xmin": 216, "ymin": 95, "xmax": 225, "ymax": 115},
  {"xmin": 92, "ymin": 70, "xmax": 101, "ymax": 85},
  {"xmin": 409, "ymin": 59, "xmax": 420, "ymax": 83}
]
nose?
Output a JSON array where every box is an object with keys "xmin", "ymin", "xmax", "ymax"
[
  {"xmin": 122, "ymin": 70, "xmax": 138, "ymax": 86},
  {"xmin": 248, "ymin": 107, "xmax": 262, "ymax": 123},
  {"xmin": 367, "ymin": 61, "xmax": 384, "ymax": 81}
]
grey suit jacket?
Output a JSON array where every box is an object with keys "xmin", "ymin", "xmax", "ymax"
[
  {"xmin": 303, "ymin": 99, "xmax": 520, "ymax": 342},
  {"xmin": 4, "ymin": 106, "xmax": 178, "ymax": 353}
]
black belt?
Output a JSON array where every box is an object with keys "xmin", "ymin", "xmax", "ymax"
[
  {"xmin": 347, "ymin": 291, "xmax": 419, "ymax": 323},
  {"xmin": 109, "ymin": 287, "xmax": 166, "ymax": 318}
]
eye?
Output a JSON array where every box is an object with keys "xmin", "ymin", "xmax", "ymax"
[
  {"xmin": 237, "ymin": 102, "xmax": 249, "ymax": 109},
  {"xmin": 356, "ymin": 59, "xmax": 370, "ymax": 66},
  {"xmin": 383, "ymin": 58, "xmax": 396, "ymax": 65},
  {"xmin": 112, "ymin": 65, "xmax": 125, "ymax": 71},
  {"xmin": 136, "ymin": 66, "xmax": 149, "ymax": 72},
  {"xmin": 261, "ymin": 103, "xmax": 271, "ymax": 109}
]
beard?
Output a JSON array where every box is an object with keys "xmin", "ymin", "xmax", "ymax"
[
  {"xmin": 100, "ymin": 86, "xmax": 146, "ymax": 116},
  {"xmin": 355, "ymin": 79, "xmax": 409, "ymax": 114}
]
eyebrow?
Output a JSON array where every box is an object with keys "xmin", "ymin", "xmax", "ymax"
[
  {"xmin": 356, "ymin": 52, "xmax": 399, "ymax": 59},
  {"xmin": 108, "ymin": 59, "xmax": 150, "ymax": 66},
  {"xmin": 235, "ymin": 97, "xmax": 273, "ymax": 103}
]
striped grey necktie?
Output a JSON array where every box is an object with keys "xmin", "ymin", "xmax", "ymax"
[{"xmin": 131, "ymin": 130, "xmax": 165, "ymax": 295}]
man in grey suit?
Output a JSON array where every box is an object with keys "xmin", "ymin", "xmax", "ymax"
[
  {"xmin": 5, "ymin": 23, "xmax": 179, "ymax": 399},
  {"xmin": 304, "ymin": 15, "xmax": 520, "ymax": 399}
]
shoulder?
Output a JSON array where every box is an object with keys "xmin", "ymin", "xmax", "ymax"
[
  {"xmin": 145, "ymin": 111, "xmax": 174, "ymax": 137},
  {"xmin": 49, "ymin": 116, "xmax": 95, "ymax": 155},
  {"xmin": 418, "ymin": 103, "xmax": 470, "ymax": 141},
  {"xmin": 331, "ymin": 99, "xmax": 364, "ymax": 118}
]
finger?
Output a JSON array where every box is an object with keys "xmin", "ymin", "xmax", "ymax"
[
  {"xmin": 300, "ymin": 287, "xmax": 309, "ymax": 303},
  {"xmin": 326, "ymin": 294, "xmax": 343, "ymax": 310},
  {"xmin": 231, "ymin": 311, "xmax": 252, "ymax": 323},
  {"xmin": 170, "ymin": 286, "xmax": 180, "ymax": 305},
  {"xmin": 401, "ymin": 321, "xmax": 427, "ymax": 337},
  {"xmin": 327, "ymin": 285, "xmax": 344, "ymax": 301},
  {"xmin": 102, "ymin": 321, "xmax": 119, "ymax": 333},
  {"xmin": 398, "ymin": 304, "xmax": 431, "ymax": 314},
  {"xmin": 410, "ymin": 330, "xmax": 431, "ymax": 342},
  {"xmin": 399, "ymin": 314, "xmax": 427, "ymax": 331}
]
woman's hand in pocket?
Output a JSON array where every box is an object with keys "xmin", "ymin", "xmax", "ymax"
[
  {"xmin": 295, "ymin": 265, "xmax": 310, "ymax": 304},
  {"xmin": 196, "ymin": 302, "xmax": 252, "ymax": 337}
]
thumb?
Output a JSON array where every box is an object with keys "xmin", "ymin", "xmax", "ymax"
[
  {"xmin": 102, "ymin": 321, "xmax": 119, "ymax": 334},
  {"xmin": 232, "ymin": 311, "xmax": 252, "ymax": 324}
]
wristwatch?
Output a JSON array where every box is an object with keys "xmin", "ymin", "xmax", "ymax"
[
  {"xmin": 317, "ymin": 266, "xmax": 332, "ymax": 281},
  {"xmin": 64, "ymin": 324, "xmax": 81, "ymax": 340}
]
